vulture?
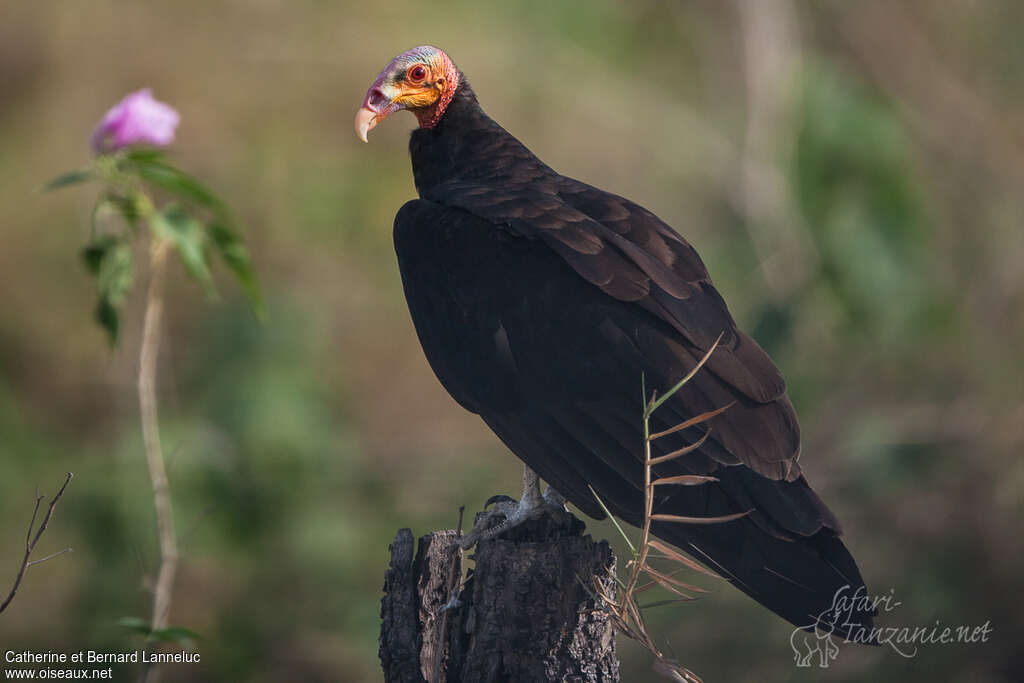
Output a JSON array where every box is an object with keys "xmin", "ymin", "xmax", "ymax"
[{"xmin": 356, "ymin": 46, "xmax": 874, "ymax": 639}]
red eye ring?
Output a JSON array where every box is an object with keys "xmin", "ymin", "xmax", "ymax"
[{"xmin": 408, "ymin": 65, "xmax": 428, "ymax": 83}]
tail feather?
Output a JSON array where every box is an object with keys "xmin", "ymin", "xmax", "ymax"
[{"xmin": 653, "ymin": 515, "xmax": 877, "ymax": 642}]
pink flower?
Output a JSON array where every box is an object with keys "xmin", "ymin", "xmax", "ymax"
[{"xmin": 91, "ymin": 89, "xmax": 180, "ymax": 154}]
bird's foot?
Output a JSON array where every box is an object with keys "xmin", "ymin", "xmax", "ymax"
[
  {"xmin": 458, "ymin": 469, "xmax": 571, "ymax": 550},
  {"xmin": 543, "ymin": 485, "xmax": 566, "ymax": 509}
]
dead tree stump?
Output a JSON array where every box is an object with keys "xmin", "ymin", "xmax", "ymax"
[{"xmin": 380, "ymin": 510, "xmax": 619, "ymax": 683}]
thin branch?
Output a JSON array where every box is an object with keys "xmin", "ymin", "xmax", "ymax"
[
  {"xmin": 27, "ymin": 548, "xmax": 74, "ymax": 568},
  {"xmin": 651, "ymin": 474, "xmax": 719, "ymax": 487},
  {"xmin": 138, "ymin": 238, "xmax": 177, "ymax": 663},
  {"xmin": 649, "ymin": 333, "xmax": 723, "ymax": 414},
  {"xmin": 640, "ymin": 566, "xmax": 707, "ymax": 595},
  {"xmin": 0, "ymin": 472, "xmax": 74, "ymax": 615},
  {"xmin": 649, "ymin": 406, "xmax": 732, "ymax": 442},
  {"xmin": 26, "ymin": 490, "xmax": 42, "ymax": 546},
  {"xmin": 646, "ymin": 539, "xmax": 723, "ymax": 580},
  {"xmin": 650, "ymin": 511, "xmax": 752, "ymax": 525},
  {"xmin": 648, "ymin": 432, "xmax": 713, "ymax": 466},
  {"xmin": 589, "ymin": 485, "xmax": 637, "ymax": 556}
]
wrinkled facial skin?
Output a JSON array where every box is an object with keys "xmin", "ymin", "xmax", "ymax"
[{"xmin": 355, "ymin": 46, "xmax": 459, "ymax": 142}]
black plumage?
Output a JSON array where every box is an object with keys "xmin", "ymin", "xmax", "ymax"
[{"xmin": 390, "ymin": 74, "xmax": 873, "ymax": 639}]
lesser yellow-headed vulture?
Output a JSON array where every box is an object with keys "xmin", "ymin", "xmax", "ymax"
[{"xmin": 356, "ymin": 46, "xmax": 874, "ymax": 639}]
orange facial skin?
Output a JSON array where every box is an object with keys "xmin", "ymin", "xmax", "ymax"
[{"xmin": 355, "ymin": 46, "xmax": 460, "ymax": 142}]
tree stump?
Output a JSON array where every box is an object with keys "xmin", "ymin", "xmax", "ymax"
[{"xmin": 380, "ymin": 509, "xmax": 619, "ymax": 683}]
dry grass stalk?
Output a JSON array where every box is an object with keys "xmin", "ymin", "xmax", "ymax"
[{"xmin": 591, "ymin": 332, "xmax": 750, "ymax": 683}]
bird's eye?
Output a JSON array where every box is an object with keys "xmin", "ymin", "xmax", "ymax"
[{"xmin": 408, "ymin": 65, "xmax": 428, "ymax": 83}]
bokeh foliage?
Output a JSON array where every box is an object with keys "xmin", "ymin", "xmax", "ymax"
[{"xmin": 1, "ymin": 1, "xmax": 1021, "ymax": 681}]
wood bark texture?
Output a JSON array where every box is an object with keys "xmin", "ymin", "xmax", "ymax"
[{"xmin": 380, "ymin": 511, "xmax": 619, "ymax": 683}]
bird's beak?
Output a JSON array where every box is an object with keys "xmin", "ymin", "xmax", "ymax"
[
  {"xmin": 354, "ymin": 107, "xmax": 378, "ymax": 143},
  {"xmin": 355, "ymin": 83, "xmax": 404, "ymax": 143}
]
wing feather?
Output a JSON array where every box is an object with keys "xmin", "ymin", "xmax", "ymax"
[
  {"xmin": 394, "ymin": 197, "xmax": 870, "ymax": 636},
  {"xmin": 424, "ymin": 179, "xmax": 788, "ymax": 408}
]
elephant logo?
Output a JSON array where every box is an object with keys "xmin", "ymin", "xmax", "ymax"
[{"xmin": 790, "ymin": 624, "xmax": 840, "ymax": 668}]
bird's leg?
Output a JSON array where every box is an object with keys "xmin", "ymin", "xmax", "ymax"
[
  {"xmin": 520, "ymin": 464, "xmax": 544, "ymax": 510},
  {"xmin": 543, "ymin": 483, "xmax": 566, "ymax": 509},
  {"xmin": 458, "ymin": 465, "xmax": 566, "ymax": 549}
]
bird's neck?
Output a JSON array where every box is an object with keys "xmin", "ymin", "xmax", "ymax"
[{"xmin": 409, "ymin": 81, "xmax": 552, "ymax": 197}]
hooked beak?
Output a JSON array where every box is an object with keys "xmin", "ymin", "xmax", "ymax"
[
  {"xmin": 354, "ymin": 107, "xmax": 378, "ymax": 143},
  {"xmin": 355, "ymin": 84, "xmax": 403, "ymax": 143}
]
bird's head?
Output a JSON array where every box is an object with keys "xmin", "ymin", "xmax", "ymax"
[{"xmin": 355, "ymin": 46, "xmax": 460, "ymax": 143}]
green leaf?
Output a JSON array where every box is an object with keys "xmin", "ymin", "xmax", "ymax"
[
  {"xmin": 115, "ymin": 617, "xmax": 202, "ymax": 645},
  {"xmin": 97, "ymin": 242, "xmax": 134, "ymax": 306},
  {"xmin": 115, "ymin": 616, "xmax": 151, "ymax": 635},
  {"xmin": 43, "ymin": 168, "xmax": 95, "ymax": 192},
  {"xmin": 208, "ymin": 220, "xmax": 264, "ymax": 317},
  {"xmin": 107, "ymin": 193, "xmax": 145, "ymax": 230},
  {"xmin": 95, "ymin": 299, "xmax": 120, "ymax": 343},
  {"xmin": 150, "ymin": 627, "xmax": 203, "ymax": 645},
  {"xmin": 80, "ymin": 235, "xmax": 119, "ymax": 276},
  {"xmin": 588, "ymin": 485, "xmax": 637, "ymax": 556},
  {"xmin": 91, "ymin": 240, "xmax": 135, "ymax": 345},
  {"xmin": 128, "ymin": 157, "xmax": 224, "ymax": 211},
  {"xmin": 120, "ymin": 148, "xmax": 167, "ymax": 164},
  {"xmin": 151, "ymin": 204, "xmax": 215, "ymax": 296},
  {"xmin": 648, "ymin": 332, "xmax": 723, "ymax": 415}
]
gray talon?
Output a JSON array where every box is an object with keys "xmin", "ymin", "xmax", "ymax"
[
  {"xmin": 485, "ymin": 494, "xmax": 516, "ymax": 508},
  {"xmin": 459, "ymin": 466, "xmax": 569, "ymax": 549}
]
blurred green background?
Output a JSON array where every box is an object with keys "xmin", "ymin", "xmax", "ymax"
[{"xmin": 2, "ymin": 1, "xmax": 1022, "ymax": 681}]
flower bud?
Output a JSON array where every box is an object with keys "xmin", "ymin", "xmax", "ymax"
[{"xmin": 91, "ymin": 89, "xmax": 179, "ymax": 154}]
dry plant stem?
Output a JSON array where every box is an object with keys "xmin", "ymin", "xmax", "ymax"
[
  {"xmin": 0, "ymin": 473, "xmax": 74, "ymax": 615},
  {"xmin": 139, "ymin": 238, "xmax": 177, "ymax": 634},
  {"xmin": 599, "ymin": 338, "xmax": 728, "ymax": 683},
  {"xmin": 621, "ymin": 401, "xmax": 657, "ymax": 627}
]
